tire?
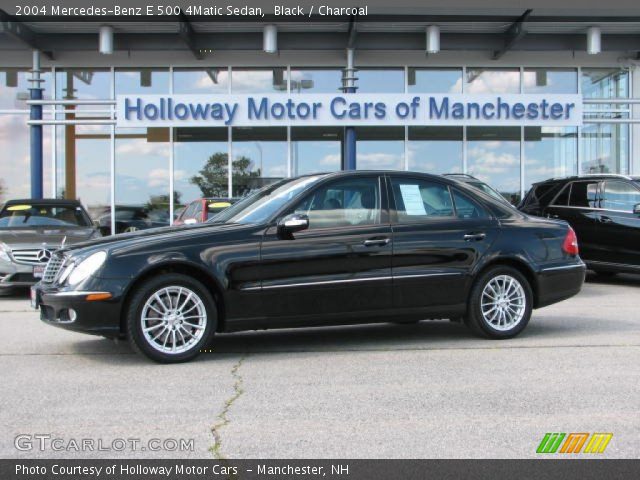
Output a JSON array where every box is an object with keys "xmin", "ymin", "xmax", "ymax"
[
  {"xmin": 126, "ymin": 273, "xmax": 217, "ymax": 363},
  {"xmin": 464, "ymin": 266, "xmax": 533, "ymax": 339}
]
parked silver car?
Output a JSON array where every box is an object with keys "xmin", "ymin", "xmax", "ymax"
[{"xmin": 0, "ymin": 199, "xmax": 100, "ymax": 290}]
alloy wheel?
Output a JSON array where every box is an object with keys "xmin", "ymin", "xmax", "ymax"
[
  {"xmin": 141, "ymin": 286, "xmax": 207, "ymax": 354},
  {"xmin": 480, "ymin": 274, "xmax": 526, "ymax": 331}
]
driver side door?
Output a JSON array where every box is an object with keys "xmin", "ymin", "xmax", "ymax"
[{"xmin": 259, "ymin": 175, "xmax": 393, "ymax": 323}]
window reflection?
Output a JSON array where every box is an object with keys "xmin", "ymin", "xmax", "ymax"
[
  {"xmin": 288, "ymin": 69, "xmax": 342, "ymax": 93},
  {"xmin": 232, "ymin": 68, "xmax": 286, "ymax": 93},
  {"xmin": 408, "ymin": 68, "xmax": 463, "ymax": 93},
  {"xmin": 523, "ymin": 68, "xmax": 577, "ymax": 93},
  {"xmin": 112, "ymin": 69, "xmax": 171, "ymax": 231},
  {"xmin": 408, "ymin": 127, "xmax": 463, "ymax": 174},
  {"xmin": 355, "ymin": 127, "xmax": 404, "ymax": 170},
  {"xmin": 357, "ymin": 69, "xmax": 404, "ymax": 93},
  {"xmin": 524, "ymin": 127, "xmax": 577, "ymax": 188},
  {"xmin": 55, "ymin": 68, "xmax": 110, "ymax": 223},
  {"xmin": 582, "ymin": 124, "xmax": 628, "ymax": 175},
  {"xmin": 291, "ymin": 127, "xmax": 342, "ymax": 175},
  {"xmin": 174, "ymin": 128, "xmax": 229, "ymax": 215},
  {"xmin": 174, "ymin": 68, "xmax": 229, "ymax": 94},
  {"xmin": 467, "ymin": 127, "xmax": 521, "ymax": 205},
  {"xmin": 466, "ymin": 68, "xmax": 520, "ymax": 94},
  {"xmin": 114, "ymin": 127, "xmax": 171, "ymax": 232},
  {"xmin": 231, "ymin": 127, "xmax": 287, "ymax": 197},
  {"xmin": 581, "ymin": 68, "xmax": 629, "ymax": 99},
  {"xmin": 115, "ymin": 68, "xmax": 170, "ymax": 95}
]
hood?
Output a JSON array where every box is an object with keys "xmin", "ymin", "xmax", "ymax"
[
  {"xmin": 60, "ymin": 222, "xmax": 258, "ymax": 256},
  {"xmin": 0, "ymin": 226, "xmax": 98, "ymax": 248}
]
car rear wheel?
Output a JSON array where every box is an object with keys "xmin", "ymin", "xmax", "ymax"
[
  {"xmin": 465, "ymin": 266, "xmax": 532, "ymax": 339},
  {"xmin": 126, "ymin": 273, "xmax": 216, "ymax": 363}
]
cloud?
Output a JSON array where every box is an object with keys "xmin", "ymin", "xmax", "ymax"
[
  {"xmin": 116, "ymin": 140, "xmax": 170, "ymax": 158},
  {"xmin": 231, "ymin": 70, "xmax": 281, "ymax": 93},
  {"xmin": 451, "ymin": 70, "xmax": 520, "ymax": 94},
  {"xmin": 356, "ymin": 152, "xmax": 403, "ymax": 169},
  {"xmin": 193, "ymin": 70, "xmax": 230, "ymax": 91},
  {"xmin": 146, "ymin": 168, "xmax": 188, "ymax": 188}
]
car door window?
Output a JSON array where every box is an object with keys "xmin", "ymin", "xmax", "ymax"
[
  {"xmin": 451, "ymin": 189, "xmax": 490, "ymax": 219},
  {"xmin": 292, "ymin": 177, "xmax": 381, "ymax": 230},
  {"xmin": 390, "ymin": 177, "xmax": 454, "ymax": 223},
  {"xmin": 551, "ymin": 183, "xmax": 571, "ymax": 206},
  {"xmin": 602, "ymin": 181, "xmax": 640, "ymax": 212},
  {"xmin": 181, "ymin": 202, "xmax": 197, "ymax": 219},
  {"xmin": 192, "ymin": 201, "xmax": 203, "ymax": 220},
  {"xmin": 568, "ymin": 181, "xmax": 599, "ymax": 208}
]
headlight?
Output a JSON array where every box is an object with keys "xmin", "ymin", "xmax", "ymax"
[
  {"xmin": 67, "ymin": 251, "xmax": 107, "ymax": 286},
  {"xmin": 0, "ymin": 242, "xmax": 11, "ymax": 262}
]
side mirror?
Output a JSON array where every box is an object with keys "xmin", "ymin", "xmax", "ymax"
[
  {"xmin": 633, "ymin": 203, "xmax": 640, "ymax": 215},
  {"xmin": 184, "ymin": 218, "xmax": 198, "ymax": 225},
  {"xmin": 277, "ymin": 213, "xmax": 309, "ymax": 238}
]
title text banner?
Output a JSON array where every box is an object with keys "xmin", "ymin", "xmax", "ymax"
[{"xmin": 116, "ymin": 94, "xmax": 583, "ymax": 128}]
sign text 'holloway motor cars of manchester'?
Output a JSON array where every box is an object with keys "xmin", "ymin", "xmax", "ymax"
[{"xmin": 116, "ymin": 94, "xmax": 583, "ymax": 128}]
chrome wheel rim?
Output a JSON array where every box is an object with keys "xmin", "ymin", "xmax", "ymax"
[
  {"xmin": 141, "ymin": 286, "xmax": 207, "ymax": 354},
  {"xmin": 480, "ymin": 275, "xmax": 526, "ymax": 331}
]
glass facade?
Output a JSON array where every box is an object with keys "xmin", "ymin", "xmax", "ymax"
[{"xmin": 0, "ymin": 65, "xmax": 635, "ymax": 228}]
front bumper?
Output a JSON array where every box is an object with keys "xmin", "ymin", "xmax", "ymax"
[
  {"xmin": 536, "ymin": 261, "xmax": 587, "ymax": 308},
  {"xmin": 32, "ymin": 280, "xmax": 125, "ymax": 338},
  {"xmin": 0, "ymin": 262, "xmax": 40, "ymax": 288}
]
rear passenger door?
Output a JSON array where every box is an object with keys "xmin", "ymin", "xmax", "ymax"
[
  {"xmin": 596, "ymin": 180, "xmax": 640, "ymax": 267},
  {"xmin": 545, "ymin": 180, "xmax": 601, "ymax": 261},
  {"xmin": 388, "ymin": 175, "xmax": 500, "ymax": 310}
]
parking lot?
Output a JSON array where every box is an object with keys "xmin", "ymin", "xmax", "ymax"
[{"xmin": 0, "ymin": 273, "xmax": 639, "ymax": 459}]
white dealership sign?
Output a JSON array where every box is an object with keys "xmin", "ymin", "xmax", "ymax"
[{"xmin": 116, "ymin": 93, "xmax": 583, "ymax": 128}]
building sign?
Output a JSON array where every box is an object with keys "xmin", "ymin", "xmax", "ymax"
[{"xmin": 116, "ymin": 93, "xmax": 583, "ymax": 128}]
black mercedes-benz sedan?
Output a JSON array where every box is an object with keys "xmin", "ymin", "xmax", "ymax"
[{"xmin": 32, "ymin": 171, "xmax": 586, "ymax": 363}]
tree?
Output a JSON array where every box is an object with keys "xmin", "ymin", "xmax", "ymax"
[
  {"xmin": 0, "ymin": 180, "xmax": 5, "ymax": 203},
  {"xmin": 189, "ymin": 152, "xmax": 260, "ymax": 198}
]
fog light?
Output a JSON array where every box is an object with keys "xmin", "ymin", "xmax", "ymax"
[{"xmin": 59, "ymin": 309, "xmax": 77, "ymax": 323}]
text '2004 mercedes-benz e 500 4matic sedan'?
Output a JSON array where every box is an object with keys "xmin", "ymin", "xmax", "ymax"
[{"xmin": 31, "ymin": 171, "xmax": 586, "ymax": 363}]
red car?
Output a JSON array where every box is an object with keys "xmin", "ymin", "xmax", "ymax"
[{"xmin": 174, "ymin": 198, "xmax": 236, "ymax": 225}]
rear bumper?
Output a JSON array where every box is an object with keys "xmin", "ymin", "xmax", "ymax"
[
  {"xmin": 536, "ymin": 262, "xmax": 586, "ymax": 308},
  {"xmin": 32, "ymin": 282, "xmax": 124, "ymax": 338}
]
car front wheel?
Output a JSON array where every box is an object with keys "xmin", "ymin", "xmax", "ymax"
[
  {"xmin": 126, "ymin": 274, "xmax": 217, "ymax": 363},
  {"xmin": 465, "ymin": 266, "xmax": 532, "ymax": 339}
]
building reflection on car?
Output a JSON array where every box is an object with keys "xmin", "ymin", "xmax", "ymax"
[{"xmin": 96, "ymin": 206, "xmax": 170, "ymax": 235}]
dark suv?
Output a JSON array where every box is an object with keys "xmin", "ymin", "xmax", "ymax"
[{"xmin": 519, "ymin": 174, "xmax": 640, "ymax": 275}]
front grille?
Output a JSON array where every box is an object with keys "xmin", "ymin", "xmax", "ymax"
[
  {"xmin": 11, "ymin": 248, "xmax": 54, "ymax": 266},
  {"xmin": 42, "ymin": 254, "xmax": 65, "ymax": 284}
]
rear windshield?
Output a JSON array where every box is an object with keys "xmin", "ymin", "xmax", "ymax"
[{"xmin": 0, "ymin": 204, "xmax": 91, "ymax": 228}]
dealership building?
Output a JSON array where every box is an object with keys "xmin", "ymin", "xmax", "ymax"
[{"xmin": 1, "ymin": 0, "xmax": 639, "ymax": 232}]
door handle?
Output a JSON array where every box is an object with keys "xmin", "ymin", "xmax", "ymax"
[
  {"xmin": 547, "ymin": 214, "xmax": 560, "ymax": 219},
  {"xmin": 600, "ymin": 215, "xmax": 613, "ymax": 224},
  {"xmin": 363, "ymin": 238, "xmax": 390, "ymax": 247},
  {"xmin": 463, "ymin": 232, "xmax": 486, "ymax": 241}
]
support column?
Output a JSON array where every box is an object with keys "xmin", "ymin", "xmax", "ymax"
[
  {"xmin": 632, "ymin": 65, "xmax": 640, "ymax": 175},
  {"xmin": 29, "ymin": 50, "xmax": 44, "ymax": 199},
  {"xmin": 342, "ymin": 48, "xmax": 357, "ymax": 170}
]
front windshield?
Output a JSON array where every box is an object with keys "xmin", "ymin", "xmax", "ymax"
[
  {"xmin": 211, "ymin": 176, "xmax": 324, "ymax": 225},
  {"xmin": 0, "ymin": 204, "xmax": 91, "ymax": 228}
]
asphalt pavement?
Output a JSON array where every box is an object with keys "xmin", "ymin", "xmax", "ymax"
[{"xmin": 0, "ymin": 273, "xmax": 638, "ymax": 459}]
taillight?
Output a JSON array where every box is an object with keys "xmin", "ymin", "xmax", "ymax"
[{"xmin": 562, "ymin": 227, "xmax": 579, "ymax": 256}]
